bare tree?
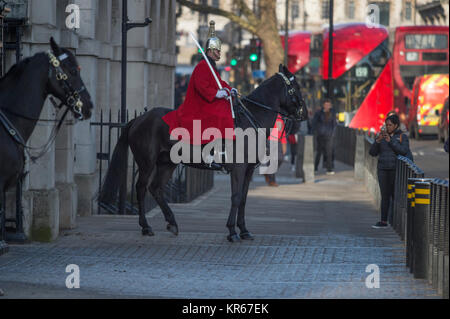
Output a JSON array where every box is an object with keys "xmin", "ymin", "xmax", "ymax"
[{"xmin": 176, "ymin": 0, "xmax": 284, "ymax": 78}]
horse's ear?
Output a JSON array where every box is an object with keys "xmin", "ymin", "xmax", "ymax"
[
  {"xmin": 50, "ymin": 37, "xmax": 61, "ymax": 55},
  {"xmin": 283, "ymin": 65, "xmax": 292, "ymax": 77}
]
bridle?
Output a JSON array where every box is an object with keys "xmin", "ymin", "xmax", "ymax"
[
  {"xmin": 235, "ymin": 72, "xmax": 307, "ymax": 133},
  {"xmin": 276, "ymin": 72, "xmax": 306, "ymax": 121},
  {"xmin": 47, "ymin": 51, "xmax": 86, "ymax": 120},
  {"xmin": 0, "ymin": 51, "xmax": 87, "ymax": 162}
]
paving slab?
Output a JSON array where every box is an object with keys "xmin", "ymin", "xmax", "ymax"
[{"xmin": 0, "ymin": 162, "xmax": 439, "ymax": 298}]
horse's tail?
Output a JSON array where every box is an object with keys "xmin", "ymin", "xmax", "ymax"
[{"xmin": 98, "ymin": 120, "xmax": 134, "ymax": 205}]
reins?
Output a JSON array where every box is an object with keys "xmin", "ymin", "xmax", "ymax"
[{"xmin": 0, "ymin": 98, "xmax": 71, "ymax": 163}]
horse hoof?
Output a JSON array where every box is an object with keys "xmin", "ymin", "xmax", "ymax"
[
  {"xmin": 240, "ymin": 232, "xmax": 254, "ymax": 241},
  {"xmin": 167, "ymin": 224, "xmax": 179, "ymax": 236},
  {"xmin": 142, "ymin": 228, "xmax": 154, "ymax": 236},
  {"xmin": 227, "ymin": 234, "xmax": 241, "ymax": 243}
]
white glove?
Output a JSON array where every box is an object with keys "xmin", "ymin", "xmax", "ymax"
[
  {"xmin": 216, "ymin": 89, "xmax": 229, "ymax": 99},
  {"xmin": 231, "ymin": 88, "xmax": 238, "ymax": 96}
]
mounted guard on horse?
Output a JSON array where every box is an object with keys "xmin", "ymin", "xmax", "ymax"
[{"xmin": 162, "ymin": 21, "xmax": 237, "ymax": 171}]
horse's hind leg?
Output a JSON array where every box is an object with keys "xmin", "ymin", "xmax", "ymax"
[
  {"xmin": 149, "ymin": 162, "xmax": 179, "ymax": 236},
  {"xmin": 136, "ymin": 166, "xmax": 155, "ymax": 236}
]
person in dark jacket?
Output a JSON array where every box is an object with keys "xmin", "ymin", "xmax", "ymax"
[
  {"xmin": 312, "ymin": 99, "xmax": 337, "ymax": 175},
  {"xmin": 369, "ymin": 114, "xmax": 412, "ymax": 228}
]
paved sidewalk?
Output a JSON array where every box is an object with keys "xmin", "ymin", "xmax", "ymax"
[{"xmin": 0, "ymin": 162, "xmax": 439, "ymax": 298}]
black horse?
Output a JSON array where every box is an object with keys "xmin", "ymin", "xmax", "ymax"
[
  {"xmin": 100, "ymin": 65, "xmax": 307, "ymax": 242},
  {"xmin": 0, "ymin": 38, "xmax": 94, "ymax": 242}
]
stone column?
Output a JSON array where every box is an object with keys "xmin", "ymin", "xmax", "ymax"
[
  {"xmin": 354, "ymin": 133, "xmax": 365, "ymax": 181},
  {"xmin": 73, "ymin": 0, "xmax": 98, "ymax": 216},
  {"xmin": 28, "ymin": 103, "xmax": 60, "ymax": 242},
  {"xmin": 55, "ymin": 121, "xmax": 78, "ymax": 230},
  {"xmin": 303, "ymin": 135, "xmax": 315, "ymax": 183},
  {"xmin": 21, "ymin": 0, "xmax": 61, "ymax": 242}
]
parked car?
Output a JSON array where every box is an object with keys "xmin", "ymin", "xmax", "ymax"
[{"xmin": 407, "ymin": 74, "xmax": 449, "ymax": 139}]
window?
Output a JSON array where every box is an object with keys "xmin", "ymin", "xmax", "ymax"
[
  {"xmin": 347, "ymin": 0, "xmax": 355, "ymax": 19},
  {"xmin": 321, "ymin": 0, "xmax": 330, "ymax": 19},
  {"xmin": 405, "ymin": 34, "xmax": 448, "ymax": 49},
  {"xmin": 292, "ymin": 0, "xmax": 300, "ymax": 20},
  {"xmin": 370, "ymin": 2, "xmax": 390, "ymax": 26},
  {"xmin": 211, "ymin": 0, "xmax": 219, "ymax": 8},
  {"xmin": 405, "ymin": 1, "xmax": 412, "ymax": 20}
]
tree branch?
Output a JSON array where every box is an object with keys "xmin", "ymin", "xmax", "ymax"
[
  {"xmin": 233, "ymin": 0, "xmax": 259, "ymax": 26},
  {"xmin": 176, "ymin": 0, "xmax": 258, "ymax": 34}
]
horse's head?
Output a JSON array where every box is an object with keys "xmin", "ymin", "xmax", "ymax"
[
  {"xmin": 46, "ymin": 37, "xmax": 93, "ymax": 120},
  {"xmin": 277, "ymin": 65, "xmax": 308, "ymax": 122}
]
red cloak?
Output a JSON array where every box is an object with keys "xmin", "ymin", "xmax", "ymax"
[{"xmin": 163, "ymin": 59, "xmax": 235, "ymax": 145}]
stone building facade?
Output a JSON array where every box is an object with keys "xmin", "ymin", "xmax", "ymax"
[
  {"xmin": 177, "ymin": 0, "xmax": 449, "ymax": 69},
  {"xmin": 4, "ymin": 0, "xmax": 176, "ymax": 241}
]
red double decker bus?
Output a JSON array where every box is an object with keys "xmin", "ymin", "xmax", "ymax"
[
  {"xmin": 286, "ymin": 23, "xmax": 392, "ymax": 132},
  {"xmin": 392, "ymin": 26, "xmax": 449, "ymax": 119},
  {"xmin": 286, "ymin": 24, "xmax": 449, "ymax": 133}
]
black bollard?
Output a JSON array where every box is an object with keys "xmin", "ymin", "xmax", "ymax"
[
  {"xmin": 406, "ymin": 178, "xmax": 416, "ymax": 271},
  {"xmin": 413, "ymin": 180, "xmax": 432, "ymax": 279}
]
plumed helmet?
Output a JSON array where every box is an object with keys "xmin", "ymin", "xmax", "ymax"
[{"xmin": 205, "ymin": 20, "xmax": 222, "ymax": 51}]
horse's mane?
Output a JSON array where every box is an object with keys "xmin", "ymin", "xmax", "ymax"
[
  {"xmin": 0, "ymin": 54, "xmax": 42, "ymax": 88},
  {"xmin": 247, "ymin": 74, "xmax": 278, "ymax": 101}
]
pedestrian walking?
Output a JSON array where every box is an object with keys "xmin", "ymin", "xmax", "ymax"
[
  {"xmin": 369, "ymin": 114, "xmax": 412, "ymax": 229},
  {"xmin": 288, "ymin": 133, "xmax": 297, "ymax": 172},
  {"xmin": 312, "ymin": 99, "xmax": 337, "ymax": 175}
]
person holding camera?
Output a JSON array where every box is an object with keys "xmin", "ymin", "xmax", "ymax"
[{"xmin": 369, "ymin": 114, "xmax": 412, "ymax": 229}]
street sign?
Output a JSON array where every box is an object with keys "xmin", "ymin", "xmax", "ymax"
[{"xmin": 252, "ymin": 70, "xmax": 266, "ymax": 79}]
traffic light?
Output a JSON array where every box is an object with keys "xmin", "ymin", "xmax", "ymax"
[
  {"xmin": 230, "ymin": 59, "xmax": 238, "ymax": 66},
  {"xmin": 198, "ymin": 40, "xmax": 204, "ymax": 54},
  {"xmin": 249, "ymin": 39, "xmax": 261, "ymax": 70}
]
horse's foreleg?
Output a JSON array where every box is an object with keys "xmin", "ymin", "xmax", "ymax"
[
  {"xmin": 149, "ymin": 162, "xmax": 179, "ymax": 236},
  {"xmin": 227, "ymin": 166, "xmax": 247, "ymax": 242},
  {"xmin": 237, "ymin": 166, "xmax": 255, "ymax": 240}
]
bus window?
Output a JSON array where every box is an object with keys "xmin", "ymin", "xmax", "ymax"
[{"xmin": 405, "ymin": 34, "xmax": 448, "ymax": 49}]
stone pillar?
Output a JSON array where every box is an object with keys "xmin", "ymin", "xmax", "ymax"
[
  {"xmin": 303, "ymin": 135, "xmax": 315, "ymax": 183},
  {"xmin": 19, "ymin": 0, "xmax": 62, "ymax": 242},
  {"xmin": 127, "ymin": 0, "xmax": 150, "ymax": 113},
  {"xmin": 73, "ymin": 0, "xmax": 98, "ymax": 216},
  {"xmin": 28, "ymin": 103, "xmax": 60, "ymax": 242},
  {"xmin": 354, "ymin": 133, "xmax": 365, "ymax": 181},
  {"xmin": 55, "ymin": 122, "xmax": 78, "ymax": 230},
  {"xmin": 74, "ymin": 54, "xmax": 98, "ymax": 217}
]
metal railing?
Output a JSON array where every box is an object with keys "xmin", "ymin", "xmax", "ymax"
[{"xmin": 334, "ymin": 125, "xmax": 357, "ymax": 167}]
